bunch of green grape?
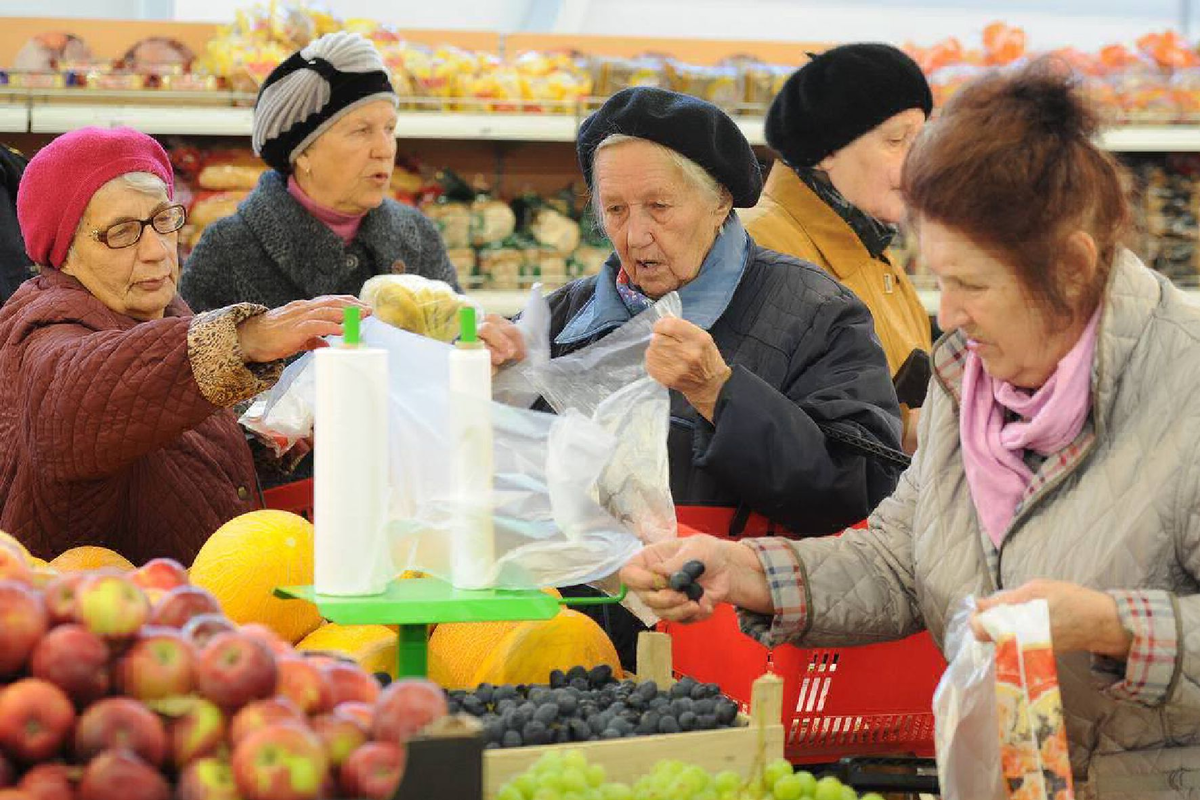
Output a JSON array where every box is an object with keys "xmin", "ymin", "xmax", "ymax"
[{"xmin": 495, "ymin": 749, "xmax": 888, "ymax": 800}]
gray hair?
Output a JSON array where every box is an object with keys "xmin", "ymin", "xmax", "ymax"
[
  {"xmin": 64, "ymin": 172, "xmax": 170, "ymax": 265},
  {"xmin": 252, "ymin": 31, "xmax": 397, "ymax": 163},
  {"xmin": 590, "ymin": 134, "xmax": 731, "ymax": 237}
]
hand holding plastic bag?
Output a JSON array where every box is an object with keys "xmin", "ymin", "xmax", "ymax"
[{"xmin": 934, "ymin": 598, "xmax": 1075, "ymax": 800}]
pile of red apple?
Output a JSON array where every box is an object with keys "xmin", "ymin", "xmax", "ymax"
[{"xmin": 0, "ymin": 555, "xmax": 449, "ymax": 800}]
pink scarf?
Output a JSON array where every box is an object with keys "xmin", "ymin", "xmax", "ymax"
[
  {"xmin": 960, "ymin": 309, "xmax": 1101, "ymax": 547},
  {"xmin": 286, "ymin": 175, "xmax": 364, "ymax": 246}
]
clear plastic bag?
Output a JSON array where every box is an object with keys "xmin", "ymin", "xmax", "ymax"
[
  {"xmin": 934, "ymin": 598, "xmax": 1075, "ymax": 800},
  {"xmin": 240, "ymin": 297, "xmax": 674, "ymax": 592},
  {"xmin": 359, "ymin": 273, "xmax": 480, "ymax": 343},
  {"xmin": 934, "ymin": 599, "xmax": 1005, "ymax": 800}
]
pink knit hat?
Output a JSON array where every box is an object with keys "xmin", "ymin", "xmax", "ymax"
[{"xmin": 17, "ymin": 127, "xmax": 174, "ymax": 269}]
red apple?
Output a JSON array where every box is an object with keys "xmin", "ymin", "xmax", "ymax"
[
  {"xmin": 321, "ymin": 663, "xmax": 380, "ymax": 706},
  {"xmin": 239, "ymin": 624, "xmax": 293, "ymax": 657},
  {"xmin": 332, "ymin": 701, "xmax": 373, "ymax": 731},
  {"xmin": 228, "ymin": 697, "xmax": 304, "ymax": 749},
  {"xmin": 42, "ymin": 574, "xmax": 84, "ymax": 625},
  {"xmin": 78, "ymin": 751, "xmax": 168, "ymax": 800},
  {"xmin": 176, "ymin": 758, "xmax": 239, "ymax": 800},
  {"xmin": 74, "ymin": 575, "xmax": 149, "ymax": 639},
  {"xmin": 29, "ymin": 624, "xmax": 110, "ymax": 705},
  {"xmin": 196, "ymin": 632, "xmax": 278, "ymax": 710},
  {"xmin": 74, "ymin": 697, "xmax": 167, "ymax": 767},
  {"xmin": 339, "ymin": 741, "xmax": 406, "ymax": 800},
  {"xmin": 0, "ymin": 546, "xmax": 31, "ymax": 584},
  {"xmin": 372, "ymin": 678, "xmax": 448, "ymax": 745},
  {"xmin": 130, "ymin": 558, "xmax": 188, "ymax": 592},
  {"xmin": 167, "ymin": 697, "xmax": 227, "ymax": 769},
  {"xmin": 18, "ymin": 763, "xmax": 75, "ymax": 800},
  {"xmin": 0, "ymin": 581, "xmax": 48, "ymax": 677},
  {"xmin": 0, "ymin": 753, "xmax": 12, "ymax": 787},
  {"xmin": 276, "ymin": 659, "xmax": 333, "ymax": 716},
  {"xmin": 115, "ymin": 628, "xmax": 196, "ymax": 701},
  {"xmin": 0, "ymin": 791, "xmax": 33, "ymax": 800},
  {"xmin": 310, "ymin": 712, "xmax": 368, "ymax": 767},
  {"xmin": 231, "ymin": 724, "xmax": 329, "ymax": 800},
  {"xmin": 0, "ymin": 679, "xmax": 75, "ymax": 763},
  {"xmin": 181, "ymin": 614, "xmax": 237, "ymax": 651},
  {"xmin": 148, "ymin": 586, "xmax": 222, "ymax": 629}
]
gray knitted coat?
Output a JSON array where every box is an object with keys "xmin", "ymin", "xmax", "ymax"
[{"xmin": 180, "ymin": 170, "xmax": 459, "ymax": 312}]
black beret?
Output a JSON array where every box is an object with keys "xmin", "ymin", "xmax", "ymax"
[
  {"xmin": 577, "ymin": 87, "xmax": 763, "ymax": 207},
  {"xmin": 765, "ymin": 43, "xmax": 933, "ymax": 168}
]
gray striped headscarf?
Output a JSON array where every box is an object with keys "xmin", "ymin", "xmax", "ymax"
[{"xmin": 252, "ymin": 31, "xmax": 398, "ymax": 173}]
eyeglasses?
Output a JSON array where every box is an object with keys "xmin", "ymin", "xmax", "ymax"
[{"xmin": 89, "ymin": 204, "xmax": 187, "ymax": 250}]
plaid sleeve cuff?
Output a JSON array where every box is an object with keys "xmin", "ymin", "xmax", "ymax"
[
  {"xmin": 735, "ymin": 538, "xmax": 810, "ymax": 648},
  {"xmin": 1093, "ymin": 590, "xmax": 1181, "ymax": 707}
]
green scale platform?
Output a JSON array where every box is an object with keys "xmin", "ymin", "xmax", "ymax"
[{"xmin": 275, "ymin": 577, "xmax": 624, "ymax": 679}]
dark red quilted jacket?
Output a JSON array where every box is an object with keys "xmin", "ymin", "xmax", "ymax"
[{"xmin": 0, "ymin": 271, "xmax": 263, "ymax": 565}]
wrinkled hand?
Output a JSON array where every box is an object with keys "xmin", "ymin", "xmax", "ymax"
[
  {"xmin": 645, "ymin": 317, "xmax": 732, "ymax": 422},
  {"xmin": 478, "ymin": 314, "xmax": 526, "ymax": 372},
  {"xmin": 971, "ymin": 579, "xmax": 1132, "ymax": 659},
  {"xmin": 237, "ymin": 296, "xmax": 372, "ymax": 363},
  {"xmin": 620, "ymin": 534, "xmax": 769, "ymax": 624}
]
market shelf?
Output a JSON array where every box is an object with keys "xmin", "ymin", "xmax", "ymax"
[
  {"xmin": 0, "ymin": 103, "xmax": 26, "ymax": 132},
  {"xmin": 1098, "ymin": 125, "xmax": 1200, "ymax": 152},
  {"xmin": 8, "ymin": 92, "xmax": 1200, "ymax": 150},
  {"xmin": 29, "ymin": 103, "xmax": 255, "ymax": 135}
]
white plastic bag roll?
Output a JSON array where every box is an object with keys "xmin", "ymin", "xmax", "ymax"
[
  {"xmin": 448, "ymin": 307, "xmax": 496, "ymax": 589},
  {"xmin": 313, "ymin": 344, "xmax": 393, "ymax": 596}
]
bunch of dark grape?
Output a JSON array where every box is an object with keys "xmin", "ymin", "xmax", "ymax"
[
  {"xmin": 446, "ymin": 666, "xmax": 741, "ymax": 749},
  {"xmin": 668, "ymin": 560, "xmax": 706, "ymax": 601}
]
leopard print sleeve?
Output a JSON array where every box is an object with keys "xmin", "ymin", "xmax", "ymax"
[{"xmin": 187, "ymin": 304, "xmax": 284, "ymax": 408}]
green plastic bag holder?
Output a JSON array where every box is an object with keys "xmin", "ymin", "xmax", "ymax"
[{"xmin": 274, "ymin": 577, "xmax": 626, "ymax": 679}]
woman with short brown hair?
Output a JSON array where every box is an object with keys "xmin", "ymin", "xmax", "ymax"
[{"xmin": 622, "ymin": 61, "xmax": 1200, "ymax": 796}]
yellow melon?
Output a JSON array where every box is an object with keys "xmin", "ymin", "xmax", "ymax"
[
  {"xmin": 297, "ymin": 623, "xmax": 396, "ymax": 675},
  {"xmin": 189, "ymin": 510, "xmax": 321, "ymax": 644},
  {"xmin": 426, "ymin": 587, "xmax": 565, "ymax": 690},
  {"xmin": 49, "ymin": 546, "xmax": 135, "ymax": 573},
  {"xmin": 471, "ymin": 609, "xmax": 620, "ymax": 688},
  {"xmin": 428, "ymin": 619, "xmax": 523, "ymax": 690}
]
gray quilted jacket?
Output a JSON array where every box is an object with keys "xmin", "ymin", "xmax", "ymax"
[
  {"xmin": 180, "ymin": 170, "xmax": 459, "ymax": 313},
  {"xmin": 742, "ymin": 251, "xmax": 1200, "ymax": 798}
]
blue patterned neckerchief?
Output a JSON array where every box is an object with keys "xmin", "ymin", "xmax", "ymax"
[
  {"xmin": 614, "ymin": 264, "xmax": 655, "ymax": 316},
  {"xmin": 793, "ymin": 165, "xmax": 897, "ymax": 260}
]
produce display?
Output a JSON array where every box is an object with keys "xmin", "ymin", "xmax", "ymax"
[
  {"xmin": 1128, "ymin": 154, "xmax": 1200, "ymax": 285},
  {"xmin": 495, "ymin": 748, "xmax": 885, "ymax": 800},
  {"xmin": 449, "ymin": 668, "xmax": 743, "ymax": 749},
  {"xmin": 0, "ymin": 532, "xmax": 458, "ymax": 800}
]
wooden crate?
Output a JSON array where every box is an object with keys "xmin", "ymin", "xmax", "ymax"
[{"xmin": 482, "ymin": 632, "xmax": 785, "ymax": 799}]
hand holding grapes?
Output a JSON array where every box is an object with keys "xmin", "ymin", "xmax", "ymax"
[{"xmin": 620, "ymin": 535, "xmax": 773, "ymax": 623}]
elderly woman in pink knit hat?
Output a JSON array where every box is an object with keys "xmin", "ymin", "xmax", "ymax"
[{"xmin": 0, "ymin": 126, "xmax": 368, "ymax": 565}]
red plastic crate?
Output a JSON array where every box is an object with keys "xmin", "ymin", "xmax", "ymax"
[
  {"xmin": 665, "ymin": 506, "xmax": 945, "ymax": 764},
  {"xmin": 261, "ymin": 478, "xmax": 314, "ymax": 521}
]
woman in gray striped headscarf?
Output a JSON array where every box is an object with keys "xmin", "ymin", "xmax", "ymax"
[{"xmin": 181, "ymin": 31, "xmax": 459, "ymax": 315}]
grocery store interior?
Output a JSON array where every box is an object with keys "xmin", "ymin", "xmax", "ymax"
[{"xmin": 0, "ymin": 2, "xmax": 1198, "ymax": 799}]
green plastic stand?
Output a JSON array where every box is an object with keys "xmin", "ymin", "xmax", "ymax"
[{"xmin": 274, "ymin": 577, "xmax": 626, "ymax": 679}]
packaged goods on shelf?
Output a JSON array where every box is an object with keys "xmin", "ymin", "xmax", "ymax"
[{"xmin": 1131, "ymin": 155, "xmax": 1200, "ymax": 285}]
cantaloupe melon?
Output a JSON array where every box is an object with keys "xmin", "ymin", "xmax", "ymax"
[
  {"xmin": 425, "ymin": 586, "xmax": 565, "ymax": 690},
  {"xmin": 470, "ymin": 609, "xmax": 620, "ymax": 688},
  {"xmin": 49, "ymin": 546, "xmax": 135, "ymax": 572},
  {"xmin": 189, "ymin": 510, "xmax": 322, "ymax": 644},
  {"xmin": 297, "ymin": 623, "xmax": 397, "ymax": 675}
]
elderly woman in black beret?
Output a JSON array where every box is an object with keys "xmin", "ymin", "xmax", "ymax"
[
  {"xmin": 484, "ymin": 88, "xmax": 904, "ymax": 534},
  {"xmin": 482, "ymin": 88, "xmax": 905, "ymax": 664}
]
